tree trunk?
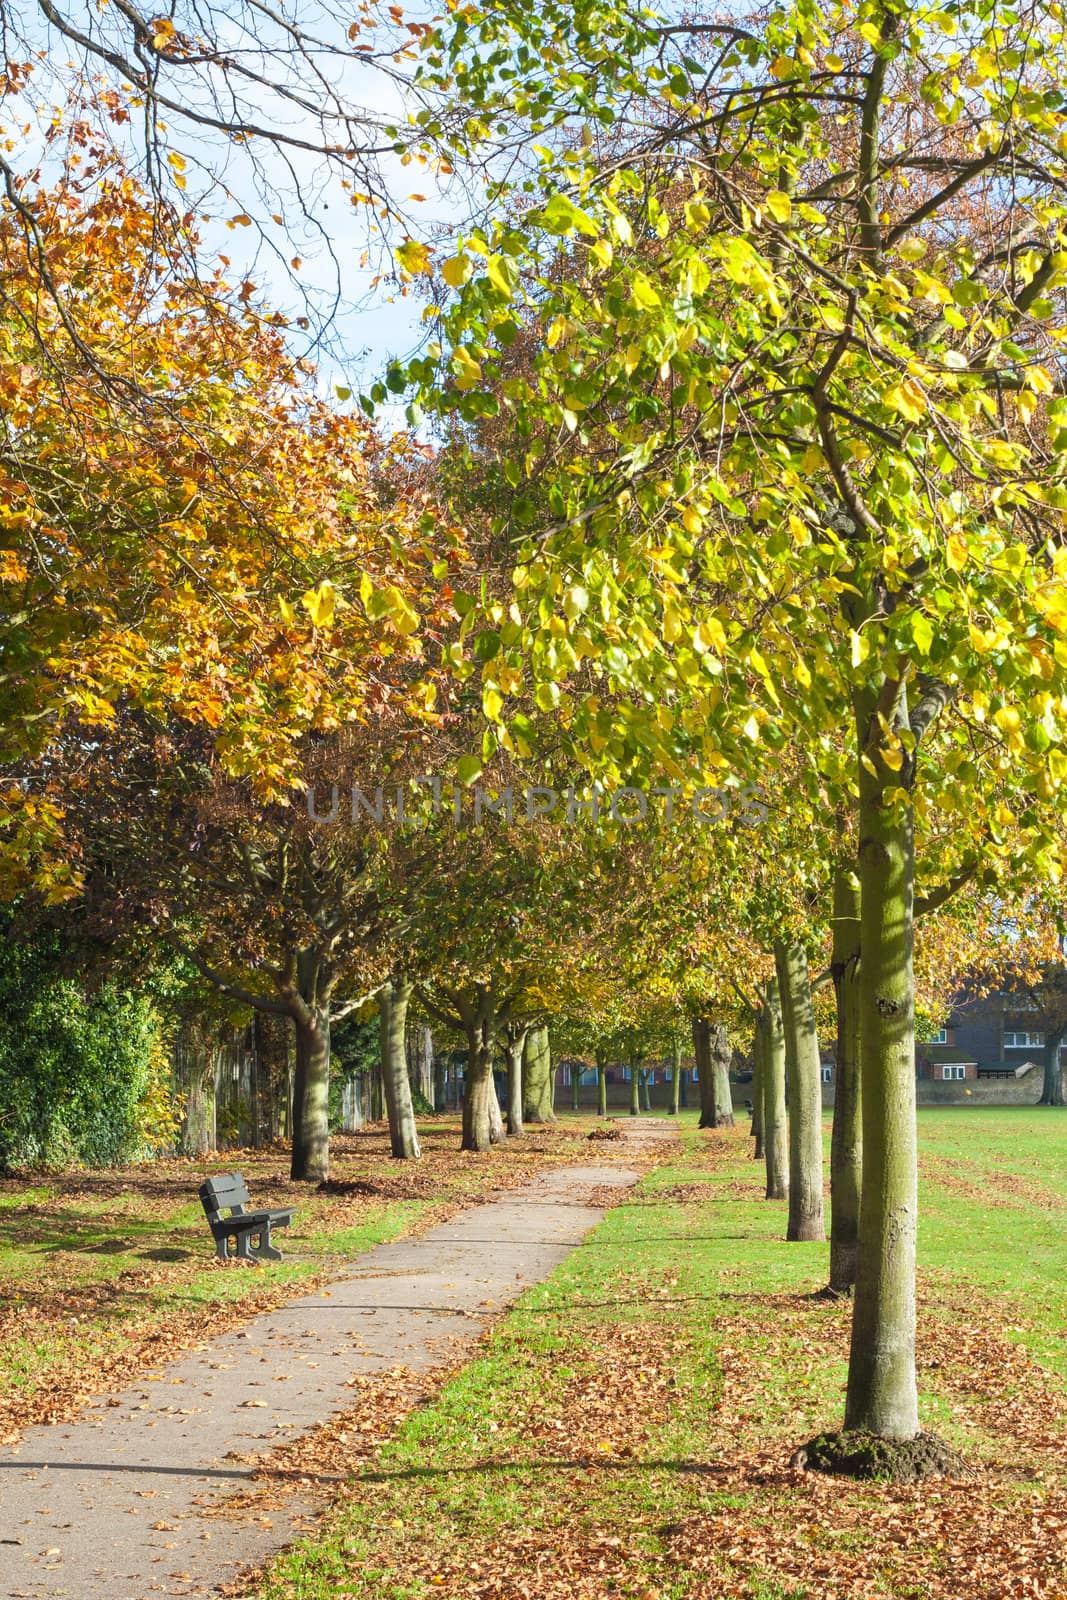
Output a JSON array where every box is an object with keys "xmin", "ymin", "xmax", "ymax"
[
  {"xmin": 629, "ymin": 1062, "xmax": 641, "ymax": 1116},
  {"xmin": 639, "ymin": 1067, "xmax": 652, "ymax": 1112},
  {"xmin": 291, "ymin": 1007, "xmax": 331, "ymax": 1182},
  {"xmin": 462, "ymin": 1017, "xmax": 495, "ymax": 1152},
  {"xmin": 692, "ymin": 1016, "xmax": 715, "ymax": 1128},
  {"xmin": 750, "ymin": 1027, "xmax": 764, "ymax": 1159},
  {"xmin": 597, "ymin": 1053, "xmax": 608, "ymax": 1117},
  {"xmin": 488, "ymin": 1076, "xmax": 506, "ymax": 1143},
  {"xmin": 180, "ymin": 1044, "xmax": 217, "ymax": 1157},
  {"xmin": 505, "ymin": 1034, "xmax": 525, "ymax": 1136},
  {"xmin": 433, "ymin": 1055, "xmax": 447, "ymax": 1114},
  {"xmin": 340, "ymin": 1076, "xmax": 363, "ymax": 1132},
  {"xmin": 709, "ymin": 1022, "xmax": 735, "ymax": 1127},
  {"xmin": 1040, "ymin": 1027, "xmax": 1066, "ymax": 1105},
  {"xmin": 523, "ymin": 1026, "xmax": 555, "ymax": 1123},
  {"xmin": 830, "ymin": 864, "xmax": 863, "ymax": 1292},
  {"xmin": 252, "ymin": 1010, "xmax": 287, "ymax": 1147},
  {"xmin": 776, "ymin": 941, "xmax": 825, "ymax": 1243},
  {"xmin": 571, "ymin": 1062, "xmax": 581, "ymax": 1111},
  {"xmin": 762, "ymin": 979, "xmax": 788, "ymax": 1201},
  {"xmin": 844, "ymin": 683, "xmax": 919, "ymax": 1440},
  {"xmin": 679, "ymin": 1060, "xmax": 689, "ymax": 1108},
  {"xmin": 669, "ymin": 1037, "xmax": 682, "ymax": 1115},
  {"xmin": 379, "ymin": 979, "xmax": 421, "ymax": 1160},
  {"xmin": 414, "ymin": 1024, "xmax": 435, "ymax": 1106}
]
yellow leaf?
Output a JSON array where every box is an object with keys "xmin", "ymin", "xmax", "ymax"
[
  {"xmin": 765, "ymin": 190, "xmax": 791, "ymax": 223},
  {"xmin": 662, "ymin": 604, "xmax": 683, "ymax": 644},
  {"xmin": 883, "ymin": 379, "xmax": 926, "ymax": 423},
  {"xmin": 397, "ymin": 238, "xmax": 433, "ymax": 274},
  {"xmin": 483, "ymin": 685, "xmax": 503, "ymax": 720},
  {"xmin": 452, "ymin": 347, "xmax": 483, "ymax": 390},
  {"xmin": 630, "ymin": 271, "xmax": 661, "ymax": 311},
  {"xmin": 693, "ymin": 616, "xmax": 726, "ymax": 654},
  {"xmin": 441, "ymin": 254, "xmax": 473, "ymax": 287},
  {"xmin": 946, "ymin": 533, "xmax": 968, "ymax": 572},
  {"xmin": 302, "ymin": 582, "xmax": 337, "ymax": 629}
]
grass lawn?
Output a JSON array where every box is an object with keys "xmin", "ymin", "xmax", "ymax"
[
  {"xmin": 250, "ymin": 1108, "xmax": 1067, "ymax": 1600},
  {"xmin": 0, "ymin": 1116, "xmax": 622, "ymax": 1442}
]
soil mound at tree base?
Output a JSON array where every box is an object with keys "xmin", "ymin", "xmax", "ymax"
[{"xmin": 791, "ymin": 1429, "xmax": 969, "ymax": 1481}]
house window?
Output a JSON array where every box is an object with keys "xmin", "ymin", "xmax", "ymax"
[
  {"xmin": 932, "ymin": 1027, "xmax": 948, "ymax": 1044},
  {"xmin": 942, "ymin": 1064, "xmax": 966, "ymax": 1081},
  {"xmin": 821, "ymin": 1065, "xmax": 833, "ymax": 1083},
  {"xmin": 622, "ymin": 1066, "xmax": 632, "ymax": 1081},
  {"xmin": 1004, "ymin": 1031, "xmax": 1044, "ymax": 1049}
]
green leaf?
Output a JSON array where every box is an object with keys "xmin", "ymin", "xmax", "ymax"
[
  {"xmin": 911, "ymin": 613, "xmax": 934, "ymax": 656},
  {"xmin": 456, "ymin": 754, "xmax": 483, "ymax": 785},
  {"xmin": 541, "ymin": 194, "xmax": 599, "ymax": 238},
  {"xmin": 630, "ymin": 271, "xmax": 661, "ymax": 311}
]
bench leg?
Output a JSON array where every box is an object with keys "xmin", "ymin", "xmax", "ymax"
[
  {"xmin": 252, "ymin": 1223, "xmax": 282, "ymax": 1262},
  {"xmin": 234, "ymin": 1231, "xmax": 256, "ymax": 1261},
  {"xmin": 215, "ymin": 1235, "xmax": 231, "ymax": 1261}
]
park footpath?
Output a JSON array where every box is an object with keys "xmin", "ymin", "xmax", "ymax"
[{"xmin": 0, "ymin": 1118, "xmax": 675, "ymax": 1600}]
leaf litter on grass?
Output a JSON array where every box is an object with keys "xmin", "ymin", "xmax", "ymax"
[
  {"xmin": 243, "ymin": 1121, "xmax": 1067, "ymax": 1600},
  {"xmin": 0, "ymin": 1119, "xmax": 626, "ymax": 1442}
]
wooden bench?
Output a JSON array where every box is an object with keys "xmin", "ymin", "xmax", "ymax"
[{"xmin": 198, "ymin": 1172, "xmax": 295, "ymax": 1262}]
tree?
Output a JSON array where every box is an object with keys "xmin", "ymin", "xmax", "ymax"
[
  {"xmin": 0, "ymin": 136, "xmax": 462, "ymax": 902},
  {"xmin": 415, "ymin": 0, "xmax": 1067, "ymax": 1471},
  {"xmin": 964, "ymin": 897, "xmax": 1067, "ymax": 1107},
  {"xmin": 53, "ymin": 720, "xmax": 451, "ymax": 1181},
  {"xmin": 379, "ymin": 978, "xmax": 421, "ymax": 1159},
  {"xmin": 776, "ymin": 942, "xmax": 825, "ymax": 1244},
  {"xmin": 522, "ymin": 1026, "xmax": 556, "ymax": 1124}
]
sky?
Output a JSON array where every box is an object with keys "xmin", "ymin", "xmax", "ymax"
[{"xmin": 15, "ymin": 0, "xmax": 485, "ymax": 409}]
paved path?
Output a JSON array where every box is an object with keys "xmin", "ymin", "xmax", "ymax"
[{"xmin": 0, "ymin": 1122, "xmax": 674, "ymax": 1599}]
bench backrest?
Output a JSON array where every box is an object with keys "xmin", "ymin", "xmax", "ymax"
[{"xmin": 199, "ymin": 1172, "xmax": 251, "ymax": 1222}]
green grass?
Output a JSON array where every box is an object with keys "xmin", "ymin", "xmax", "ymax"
[{"xmin": 252, "ymin": 1107, "xmax": 1067, "ymax": 1600}]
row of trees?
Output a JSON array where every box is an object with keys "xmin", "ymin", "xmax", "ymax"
[{"xmin": 4, "ymin": 0, "xmax": 1067, "ymax": 1480}]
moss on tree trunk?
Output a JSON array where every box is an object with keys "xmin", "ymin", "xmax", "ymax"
[
  {"xmin": 669, "ymin": 1037, "xmax": 682, "ymax": 1116},
  {"xmin": 761, "ymin": 978, "xmax": 788, "ymax": 1202},
  {"xmin": 523, "ymin": 1026, "xmax": 555, "ymax": 1123},
  {"xmin": 830, "ymin": 864, "xmax": 862, "ymax": 1291},
  {"xmin": 505, "ymin": 1034, "xmax": 525, "ymax": 1136},
  {"xmin": 1040, "ymin": 1026, "xmax": 1066, "ymax": 1105},
  {"xmin": 845, "ymin": 682, "xmax": 920, "ymax": 1440},
  {"xmin": 291, "ymin": 1007, "xmax": 330, "ymax": 1183},
  {"xmin": 709, "ymin": 1021, "xmax": 734, "ymax": 1127},
  {"xmin": 462, "ymin": 1017, "xmax": 495, "ymax": 1152},
  {"xmin": 379, "ymin": 978, "xmax": 421, "ymax": 1160},
  {"xmin": 776, "ymin": 941, "xmax": 825, "ymax": 1243},
  {"xmin": 750, "ymin": 1025, "xmax": 764, "ymax": 1160}
]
